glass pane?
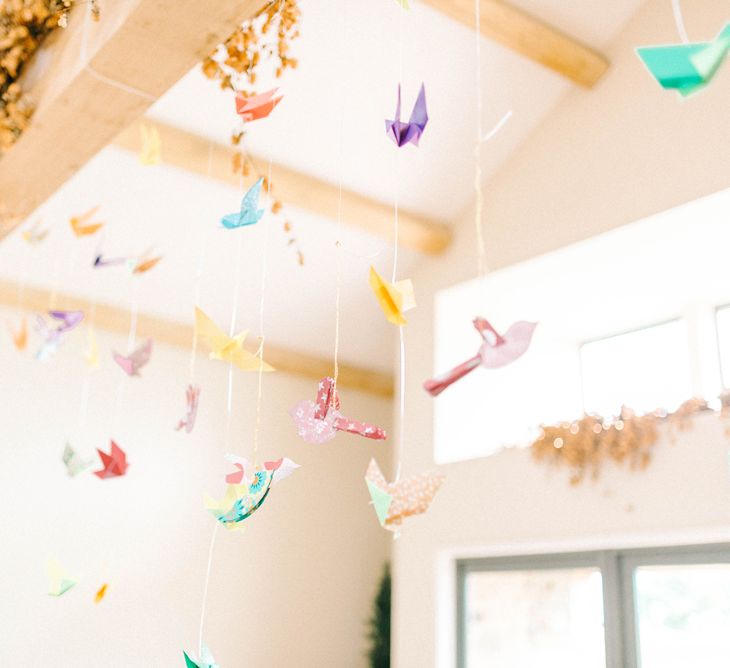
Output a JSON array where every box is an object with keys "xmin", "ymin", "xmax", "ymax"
[
  {"xmin": 464, "ymin": 567, "xmax": 605, "ymax": 668},
  {"xmin": 716, "ymin": 306, "xmax": 730, "ymax": 388},
  {"xmin": 580, "ymin": 320, "xmax": 692, "ymax": 417},
  {"xmin": 634, "ymin": 563, "xmax": 730, "ymax": 667}
]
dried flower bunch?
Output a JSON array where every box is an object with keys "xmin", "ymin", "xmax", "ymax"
[
  {"xmin": 0, "ymin": 0, "xmax": 74, "ymax": 153},
  {"xmin": 202, "ymin": 0, "xmax": 303, "ymax": 265},
  {"xmin": 531, "ymin": 398, "xmax": 711, "ymax": 485}
]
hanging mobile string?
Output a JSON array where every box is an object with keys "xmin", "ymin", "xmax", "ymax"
[
  {"xmin": 473, "ymin": 0, "xmax": 488, "ymax": 277},
  {"xmin": 671, "ymin": 0, "xmax": 690, "ymax": 44}
]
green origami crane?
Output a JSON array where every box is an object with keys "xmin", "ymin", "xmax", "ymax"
[
  {"xmin": 183, "ymin": 647, "xmax": 219, "ymax": 668},
  {"xmin": 637, "ymin": 23, "xmax": 730, "ymax": 96}
]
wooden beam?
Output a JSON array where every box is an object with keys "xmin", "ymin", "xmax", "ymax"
[
  {"xmin": 421, "ymin": 0, "xmax": 609, "ymax": 87},
  {"xmin": 112, "ymin": 120, "xmax": 452, "ymax": 255},
  {"xmin": 0, "ymin": 279, "xmax": 394, "ymax": 398},
  {"xmin": 0, "ymin": 0, "xmax": 266, "ymax": 238}
]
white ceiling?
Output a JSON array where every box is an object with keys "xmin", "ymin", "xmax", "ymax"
[{"xmin": 0, "ymin": 0, "xmax": 648, "ymax": 370}]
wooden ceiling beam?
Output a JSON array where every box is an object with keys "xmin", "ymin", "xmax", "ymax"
[
  {"xmin": 0, "ymin": 279, "xmax": 394, "ymax": 398},
  {"xmin": 112, "ymin": 120, "xmax": 453, "ymax": 255},
  {"xmin": 0, "ymin": 0, "xmax": 267, "ymax": 239},
  {"xmin": 421, "ymin": 0, "xmax": 609, "ymax": 87}
]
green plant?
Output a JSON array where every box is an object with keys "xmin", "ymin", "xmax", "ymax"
[{"xmin": 366, "ymin": 563, "xmax": 391, "ymax": 668}]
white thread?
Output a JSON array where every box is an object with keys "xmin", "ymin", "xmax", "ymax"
[
  {"xmin": 474, "ymin": 0, "xmax": 487, "ymax": 277},
  {"xmin": 394, "ymin": 326, "xmax": 406, "ymax": 482},
  {"xmin": 482, "ymin": 110, "xmax": 512, "ymax": 143},
  {"xmin": 197, "ymin": 522, "xmax": 219, "ymax": 658},
  {"xmin": 672, "ymin": 0, "xmax": 690, "ymax": 44}
]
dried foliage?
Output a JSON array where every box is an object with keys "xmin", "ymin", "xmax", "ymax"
[
  {"xmin": 531, "ymin": 398, "xmax": 711, "ymax": 485},
  {"xmin": 202, "ymin": 0, "xmax": 303, "ymax": 265},
  {"xmin": 0, "ymin": 0, "xmax": 74, "ymax": 153}
]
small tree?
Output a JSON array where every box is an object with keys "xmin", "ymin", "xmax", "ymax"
[{"xmin": 366, "ymin": 563, "xmax": 391, "ymax": 668}]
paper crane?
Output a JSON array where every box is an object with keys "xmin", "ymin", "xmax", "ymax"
[
  {"xmin": 235, "ymin": 88, "xmax": 283, "ymax": 122},
  {"xmin": 195, "ymin": 307, "xmax": 273, "ymax": 372},
  {"xmin": 35, "ymin": 310, "xmax": 84, "ymax": 360},
  {"xmin": 93, "ymin": 440, "xmax": 128, "ymax": 479},
  {"xmin": 290, "ymin": 376, "xmax": 387, "ymax": 444},
  {"xmin": 139, "ymin": 123, "xmax": 162, "ymax": 165},
  {"xmin": 113, "ymin": 338, "xmax": 153, "ymax": 376},
  {"xmin": 94, "ymin": 584, "xmax": 108, "ymax": 603},
  {"xmin": 62, "ymin": 442, "xmax": 93, "ymax": 477},
  {"xmin": 637, "ymin": 22, "xmax": 730, "ymax": 96},
  {"xmin": 21, "ymin": 219, "xmax": 49, "ymax": 244},
  {"xmin": 423, "ymin": 318, "xmax": 537, "ymax": 396},
  {"xmin": 369, "ymin": 266, "xmax": 416, "ymax": 326},
  {"xmin": 385, "ymin": 83, "xmax": 428, "ymax": 147},
  {"xmin": 365, "ymin": 459, "xmax": 444, "ymax": 531},
  {"xmin": 183, "ymin": 647, "xmax": 219, "ymax": 668},
  {"xmin": 175, "ymin": 384, "xmax": 200, "ymax": 433},
  {"xmin": 220, "ymin": 177, "xmax": 265, "ymax": 229},
  {"xmin": 47, "ymin": 556, "xmax": 77, "ymax": 597},
  {"xmin": 69, "ymin": 206, "xmax": 103, "ymax": 237},
  {"xmin": 205, "ymin": 456, "xmax": 299, "ymax": 530},
  {"xmin": 9, "ymin": 317, "xmax": 27, "ymax": 351}
]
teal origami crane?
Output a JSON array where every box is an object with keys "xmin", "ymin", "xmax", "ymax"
[
  {"xmin": 636, "ymin": 23, "xmax": 730, "ymax": 96},
  {"xmin": 220, "ymin": 177, "xmax": 264, "ymax": 229},
  {"xmin": 183, "ymin": 646, "xmax": 219, "ymax": 668}
]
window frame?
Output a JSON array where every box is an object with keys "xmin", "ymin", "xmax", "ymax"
[{"xmin": 456, "ymin": 543, "xmax": 730, "ymax": 668}]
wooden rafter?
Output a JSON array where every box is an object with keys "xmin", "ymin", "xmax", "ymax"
[
  {"xmin": 0, "ymin": 0, "xmax": 267, "ymax": 239},
  {"xmin": 112, "ymin": 120, "xmax": 452, "ymax": 255},
  {"xmin": 421, "ymin": 0, "xmax": 609, "ymax": 87},
  {"xmin": 0, "ymin": 279, "xmax": 394, "ymax": 397}
]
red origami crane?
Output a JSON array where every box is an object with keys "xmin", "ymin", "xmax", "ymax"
[
  {"xmin": 290, "ymin": 377, "xmax": 387, "ymax": 444},
  {"xmin": 424, "ymin": 318, "xmax": 537, "ymax": 397},
  {"xmin": 235, "ymin": 88, "xmax": 282, "ymax": 122},
  {"xmin": 93, "ymin": 440, "xmax": 128, "ymax": 479}
]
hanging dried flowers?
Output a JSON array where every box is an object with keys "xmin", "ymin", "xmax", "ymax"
[
  {"xmin": 531, "ymin": 398, "xmax": 713, "ymax": 485},
  {"xmin": 202, "ymin": 0, "xmax": 303, "ymax": 265},
  {"xmin": 0, "ymin": 0, "xmax": 78, "ymax": 154}
]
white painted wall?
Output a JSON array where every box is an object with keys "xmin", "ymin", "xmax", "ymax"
[
  {"xmin": 0, "ymin": 311, "xmax": 391, "ymax": 667},
  {"xmin": 392, "ymin": 0, "xmax": 730, "ymax": 665}
]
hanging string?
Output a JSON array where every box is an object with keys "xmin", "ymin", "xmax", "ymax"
[
  {"xmin": 474, "ymin": 0, "xmax": 488, "ymax": 277},
  {"xmin": 112, "ymin": 280, "xmax": 139, "ymax": 429},
  {"xmin": 189, "ymin": 142, "xmax": 214, "ymax": 381},
  {"xmin": 252, "ymin": 156, "xmax": 273, "ymax": 462},
  {"xmin": 197, "ymin": 522, "xmax": 219, "ymax": 658},
  {"xmin": 672, "ymin": 0, "xmax": 690, "ymax": 44},
  {"xmin": 78, "ymin": 1, "xmax": 156, "ymax": 102}
]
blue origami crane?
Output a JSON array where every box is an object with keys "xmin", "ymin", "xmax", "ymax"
[{"xmin": 220, "ymin": 177, "xmax": 265, "ymax": 229}]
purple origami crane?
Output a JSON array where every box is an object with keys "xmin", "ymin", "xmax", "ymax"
[
  {"xmin": 35, "ymin": 310, "xmax": 84, "ymax": 360},
  {"xmin": 385, "ymin": 83, "xmax": 428, "ymax": 147},
  {"xmin": 424, "ymin": 317, "xmax": 537, "ymax": 396}
]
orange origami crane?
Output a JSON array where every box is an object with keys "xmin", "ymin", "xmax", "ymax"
[
  {"xmin": 235, "ymin": 88, "xmax": 282, "ymax": 122},
  {"xmin": 365, "ymin": 458, "xmax": 444, "ymax": 531},
  {"xmin": 9, "ymin": 317, "xmax": 28, "ymax": 351},
  {"xmin": 94, "ymin": 584, "xmax": 108, "ymax": 603},
  {"xmin": 130, "ymin": 250, "xmax": 162, "ymax": 274},
  {"xmin": 70, "ymin": 206, "xmax": 103, "ymax": 237}
]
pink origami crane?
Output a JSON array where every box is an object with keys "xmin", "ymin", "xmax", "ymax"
[
  {"xmin": 235, "ymin": 88, "xmax": 282, "ymax": 122},
  {"xmin": 93, "ymin": 440, "xmax": 128, "ymax": 479},
  {"xmin": 424, "ymin": 318, "xmax": 537, "ymax": 397},
  {"xmin": 290, "ymin": 377, "xmax": 387, "ymax": 444},
  {"xmin": 175, "ymin": 384, "xmax": 200, "ymax": 433},
  {"xmin": 113, "ymin": 338, "xmax": 153, "ymax": 376},
  {"xmin": 385, "ymin": 83, "xmax": 428, "ymax": 147}
]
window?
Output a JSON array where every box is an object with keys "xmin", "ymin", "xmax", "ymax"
[
  {"xmin": 457, "ymin": 544, "xmax": 730, "ymax": 668},
  {"xmin": 580, "ymin": 320, "xmax": 693, "ymax": 417}
]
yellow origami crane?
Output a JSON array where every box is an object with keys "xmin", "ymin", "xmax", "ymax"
[
  {"xmin": 70, "ymin": 206, "xmax": 103, "ymax": 237},
  {"xmin": 85, "ymin": 326, "xmax": 99, "ymax": 368},
  {"xmin": 195, "ymin": 307, "xmax": 274, "ymax": 372},
  {"xmin": 94, "ymin": 583, "xmax": 108, "ymax": 603},
  {"xmin": 203, "ymin": 483, "xmax": 249, "ymax": 532},
  {"xmin": 369, "ymin": 266, "xmax": 416, "ymax": 326},
  {"xmin": 9, "ymin": 317, "xmax": 28, "ymax": 351},
  {"xmin": 139, "ymin": 124, "xmax": 161, "ymax": 165},
  {"xmin": 21, "ymin": 219, "xmax": 49, "ymax": 244},
  {"xmin": 47, "ymin": 556, "xmax": 76, "ymax": 597}
]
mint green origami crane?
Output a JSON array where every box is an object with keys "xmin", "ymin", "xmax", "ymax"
[
  {"xmin": 636, "ymin": 23, "xmax": 730, "ymax": 96},
  {"xmin": 183, "ymin": 646, "xmax": 219, "ymax": 668}
]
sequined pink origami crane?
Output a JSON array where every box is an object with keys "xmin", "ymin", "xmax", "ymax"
[
  {"xmin": 235, "ymin": 88, "xmax": 282, "ymax": 122},
  {"xmin": 290, "ymin": 377, "xmax": 387, "ymax": 444},
  {"xmin": 424, "ymin": 318, "xmax": 537, "ymax": 397},
  {"xmin": 175, "ymin": 384, "xmax": 200, "ymax": 433}
]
